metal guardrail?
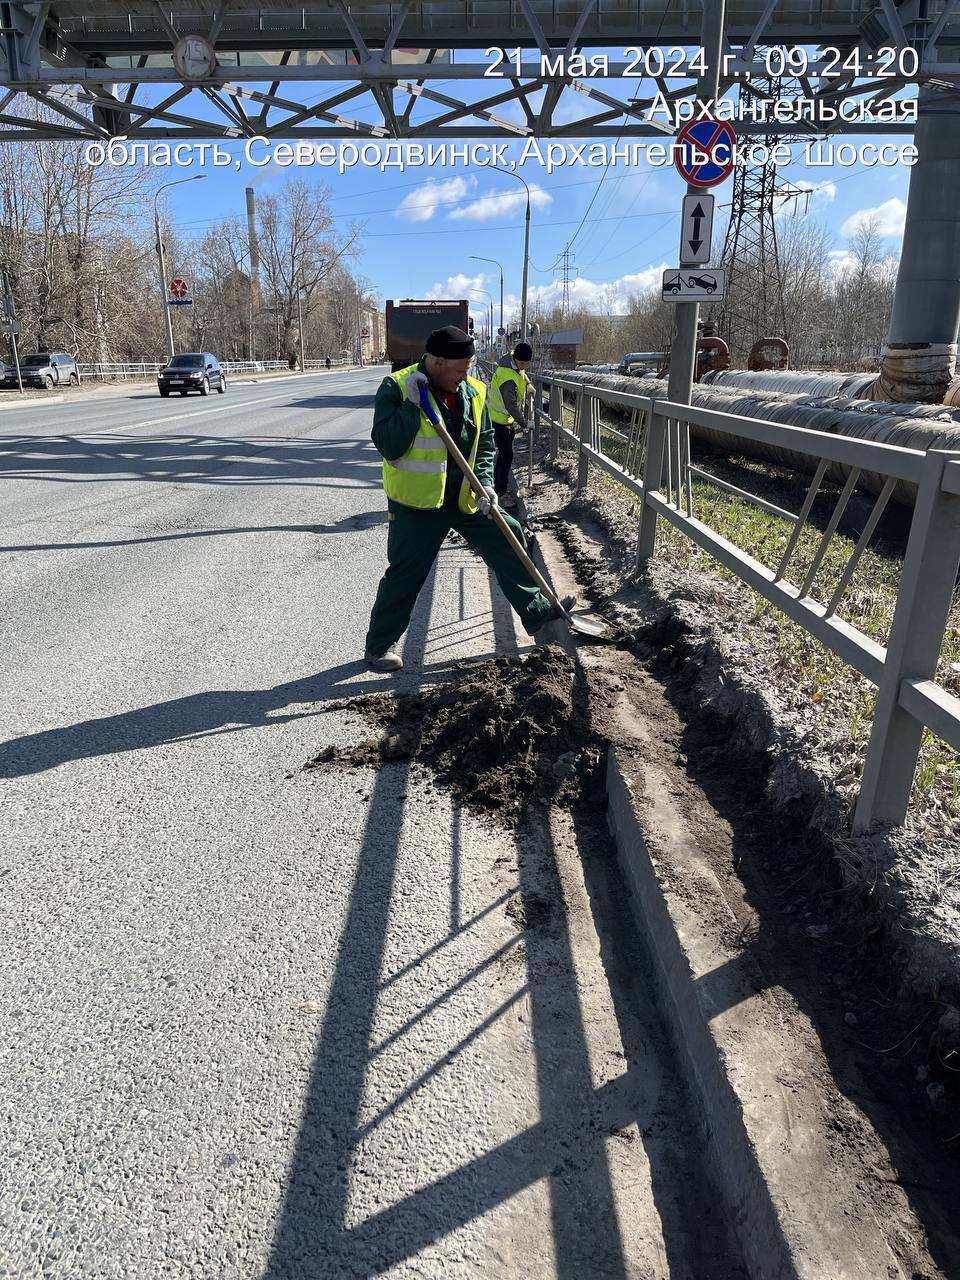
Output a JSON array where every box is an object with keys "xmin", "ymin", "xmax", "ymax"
[
  {"xmin": 535, "ymin": 371, "xmax": 960, "ymax": 834},
  {"xmin": 76, "ymin": 357, "xmax": 354, "ymax": 380}
]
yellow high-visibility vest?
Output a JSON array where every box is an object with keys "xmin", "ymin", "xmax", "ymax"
[
  {"xmin": 383, "ymin": 365, "xmax": 486, "ymax": 513},
  {"xmin": 488, "ymin": 360, "xmax": 529, "ymax": 426}
]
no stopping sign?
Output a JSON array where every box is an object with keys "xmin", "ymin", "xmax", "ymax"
[{"xmin": 674, "ymin": 117, "xmax": 736, "ymax": 187}]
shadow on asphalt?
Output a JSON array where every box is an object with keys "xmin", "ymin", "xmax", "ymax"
[
  {"xmin": 0, "ymin": 433, "xmax": 380, "ymax": 490},
  {"xmin": 0, "ymin": 554, "xmax": 498, "ymax": 779},
  {"xmin": 285, "ymin": 394, "xmax": 381, "ymax": 410},
  {"xmin": 259, "ymin": 556, "xmax": 616, "ymax": 1279},
  {"xmin": 0, "ymin": 510, "xmax": 387, "ymax": 554},
  {"xmin": 259, "ymin": 586, "xmax": 743, "ymax": 1276}
]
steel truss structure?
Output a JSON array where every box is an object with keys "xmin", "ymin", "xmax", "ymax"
[
  {"xmin": 714, "ymin": 64, "xmax": 809, "ymax": 356},
  {"xmin": 0, "ymin": 0, "xmax": 957, "ymax": 141}
]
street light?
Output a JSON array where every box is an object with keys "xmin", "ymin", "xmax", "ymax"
[
  {"xmin": 470, "ymin": 255, "xmax": 503, "ymax": 345},
  {"xmin": 154, "ymin": 174, "xmax": 206, "ymax": 360},
  {"xmin": 490, "ymin": 167, "xmax": 532, "ymax": 341},
  {"xmin": 469, "ymin": 290, "xmax": 493, "ymax": 349}
]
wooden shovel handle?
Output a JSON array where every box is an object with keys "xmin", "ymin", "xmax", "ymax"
[{"xmin": 418, "ymin": 384, "xmax": 564, "ymax": 612}]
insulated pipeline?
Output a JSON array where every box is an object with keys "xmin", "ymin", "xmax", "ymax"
[{"xmin": 554, "ymin": 370, "xmax": 960, "ymax": 506}]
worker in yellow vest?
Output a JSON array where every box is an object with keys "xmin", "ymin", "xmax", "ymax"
[
  {"xmin": 364, "ymin": 326, "xmax": 573, "ymax": 672},
  {"xmin": 487, "ymin": 341, "xmax": 532, "ymax": 509}
]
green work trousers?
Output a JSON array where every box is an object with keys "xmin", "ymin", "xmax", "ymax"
[{"xmin": 365, "ymin": 499, "xmax": 553, "ymax": 655}]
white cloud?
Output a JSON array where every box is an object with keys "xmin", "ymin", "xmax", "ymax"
[
  {"xmin": 827, "ymin": 247, "xmax": 898, "ymax": 280},
  {"xmin": 528, "ymin": 264, "xmax": 670, "ymax": 315},
  {"xmin": 840, "ymin": 197, "xmax": 906, "ymax": 239},
  {"xmin": 826, "ymin": 249, "xmax": 857, "ymax": 277},
  {"xmin": 447, "ymin": 184, "xmax": 552, "ymax": 222},
  {"xmin": 424, "ymin": 264, "xmax": 671, "ymax": 320},
  {"xmin": 397, "ymin": 176, "xmax": 473, "ymax": 222},
  {"xmin": 425, "ymin": 273, "xmax": 488, "ymax": 300}
]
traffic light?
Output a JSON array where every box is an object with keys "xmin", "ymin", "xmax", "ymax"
[{"xmin": 468, "ymin": 317, "xmax": 475, "ymax": 334}]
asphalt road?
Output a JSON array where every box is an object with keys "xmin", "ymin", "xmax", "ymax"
[{"xmin": 0, "ymin": 369, "xmax": 733, "ymax": 1278}]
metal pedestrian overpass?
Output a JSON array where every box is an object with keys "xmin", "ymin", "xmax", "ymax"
[{"xmin": 0, "ymin": 0, "xmax": 957, "ymax": 140}]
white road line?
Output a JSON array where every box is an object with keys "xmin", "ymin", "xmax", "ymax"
[{"xmin": 61, "ymin": 378, "xmax": 374, "ymax": 438}]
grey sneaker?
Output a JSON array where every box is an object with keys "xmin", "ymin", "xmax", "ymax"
[{"xmin": 365, "ymin": 649, "xmax": 403, "ymax": 672}]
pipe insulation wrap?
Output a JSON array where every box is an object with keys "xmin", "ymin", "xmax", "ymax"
[{"xmin": 554, "ymin": 371, "xmax": 960, "ymax": 506}]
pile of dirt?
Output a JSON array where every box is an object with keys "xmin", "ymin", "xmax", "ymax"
[{"xmin": 304, "ymin": 645, "xmax": 604, "ymax": 822}]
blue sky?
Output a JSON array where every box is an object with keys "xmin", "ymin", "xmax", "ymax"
[{"xmin": 159, "ymin": 71, "xmax": 915, "ymax": 326}]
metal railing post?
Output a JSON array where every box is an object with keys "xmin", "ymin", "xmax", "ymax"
[
  {"xmin": 526, "ymin": 384, "xmax": 534, "ymax": 489},
  {"xmin": 636, "ymin": 404, "xmax": 668, "ymax": 566},
  {"xmin": 548, "ymin": 382, "xmax": 561, "ymax": 460},
  {"xmin": 854, "ymin": 449, "xmax": 960, "ymax": 831},
  {"xmin": 576, "ymin": 392, "xmax": 594, "ymax": 491}
]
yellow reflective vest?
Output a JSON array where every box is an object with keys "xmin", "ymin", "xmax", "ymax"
[
  {"xmin": 488, "ymin": 360, "xmax": 529, "ymax": 426},
  {"xmin": 383, "ymin": 364, "xmax": 486, "ymax": 513}
]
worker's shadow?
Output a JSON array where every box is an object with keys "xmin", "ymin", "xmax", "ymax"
[
  {"xmin": 0, "ymin": 548, "xmax": 521, "ymax": 779},
  {"xmin": 0, "ymin": 658, "xmax": 454, "ymax": 779}
]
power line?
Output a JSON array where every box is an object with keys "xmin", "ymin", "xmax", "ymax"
[{"xmin": 564, "ymin": 0, "xmax": 673, "ymax": 255}]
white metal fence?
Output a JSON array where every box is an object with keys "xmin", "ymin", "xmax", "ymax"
[
  {"xmin": 76, "ymin": 357, "xmax": 354, "ymax": 380},
  {"xmin": 535, "ymin": 370, "xmax": 960, "ymax": 833}
]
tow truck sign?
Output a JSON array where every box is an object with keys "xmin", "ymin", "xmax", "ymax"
[{"xmin": 662, "ymin": 268, "xmax": 726, "ymax": 302}]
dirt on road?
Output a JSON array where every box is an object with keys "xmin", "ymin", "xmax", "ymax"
[{"xmin": 306, "ymin": 645, "xmax": 604, "ymax": 823}]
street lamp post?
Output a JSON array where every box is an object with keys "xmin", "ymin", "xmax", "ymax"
[
  {"xmin": 490, "ymin": 168, "xmax": 532, "ymax": 341},
  {"xmin": 469, "ymin": 289, "xmax": 493, "ymax": 351},
  {"xmin": 470, "ymin": 255, "xmax": 503, "ymax": 345},
  {"xmin": 154, "ymin": 174, "xmax": 205, "ymax": 361}
]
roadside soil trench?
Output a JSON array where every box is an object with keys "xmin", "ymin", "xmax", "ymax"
[{"xmin": 521, "ymin": 462, "xmax": 960, "ymax": 1276}]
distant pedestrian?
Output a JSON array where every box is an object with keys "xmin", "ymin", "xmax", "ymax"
[
  {"xmin": 488, "ymin": 342, "xmax": 533, "ymax": 510},
  {"xmin": 325, "ymin": 356, "xmax": 331, "ymax": 371}
]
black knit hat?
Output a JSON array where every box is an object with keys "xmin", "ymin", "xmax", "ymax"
[
  {"xmin": 425, "ymin": 325, "xmax": 475, "ymax": 359},
  {"xmin": 513, "ymin": 341, "xmax": 533, "ymax": 361}
]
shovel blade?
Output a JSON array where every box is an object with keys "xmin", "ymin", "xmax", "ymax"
[{"xmin": 566, "ymin": 610, "xmax": 612, "ymax": 640}]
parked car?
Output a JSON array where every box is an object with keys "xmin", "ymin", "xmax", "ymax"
[
  {"xmin": 157, "ymin": 352, "xmax": 226, "ymax": 397},
  {"xmin": 1, "ymin": 351, "xmax": 79, "ymax": 389}
]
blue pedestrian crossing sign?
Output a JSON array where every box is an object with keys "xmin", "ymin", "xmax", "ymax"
[{"xmin": 674, "ymin": 118, "xmax": 736, "ymax": 188}]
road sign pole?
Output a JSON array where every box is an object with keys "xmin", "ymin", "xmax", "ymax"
[
  {"xmin": 154, "ymin": 206, "xmax": 175, "ymax": 361},
  {"xmin": 10, "ymin": 327, "xmax": 22, "ymax": 394},
  {"xmin": 666, "ymin": 0, "xmax": 726, "ymax": 412},
  {"xmin": 636, "ymin": 0, "xmax": 728, "ymax": 567}
]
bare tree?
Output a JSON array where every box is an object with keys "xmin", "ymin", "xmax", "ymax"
[{"xmin": 255, "ymin": 180, "xmax": 360, "ymax": 363}]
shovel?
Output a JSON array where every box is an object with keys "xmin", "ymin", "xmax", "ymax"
[{"xmin": 418, "ymin": 382, "xmax": 611, "ymax": 641}]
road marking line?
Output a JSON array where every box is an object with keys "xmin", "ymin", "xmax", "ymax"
[{"xmin": 60, "ymin": 378, "xmax": 372, "ymax": 438}]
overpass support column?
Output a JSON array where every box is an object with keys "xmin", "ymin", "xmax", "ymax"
[{"xmin": 878, "ymin": 86, "xmax": 960, "ymax": 403}]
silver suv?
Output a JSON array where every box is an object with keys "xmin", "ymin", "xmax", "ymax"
[{"xmin": 3, "ymin": 351, "xmax": 80, "ymax": 389}]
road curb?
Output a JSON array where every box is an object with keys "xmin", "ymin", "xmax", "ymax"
[
  {"xmin": 605, "ymin": 744, "xmax": 919, "ymax": 1280},
  {"xmin": 0, "ymin": 366, "xmax": 373, "ymax": 412},
  {"xmin": 605, "ymin": 751, "xmax": 795, "ymax": 1278},
  {"xmin": 0, "ymin": 394, "xmax": 64, "ymax": 411}
]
